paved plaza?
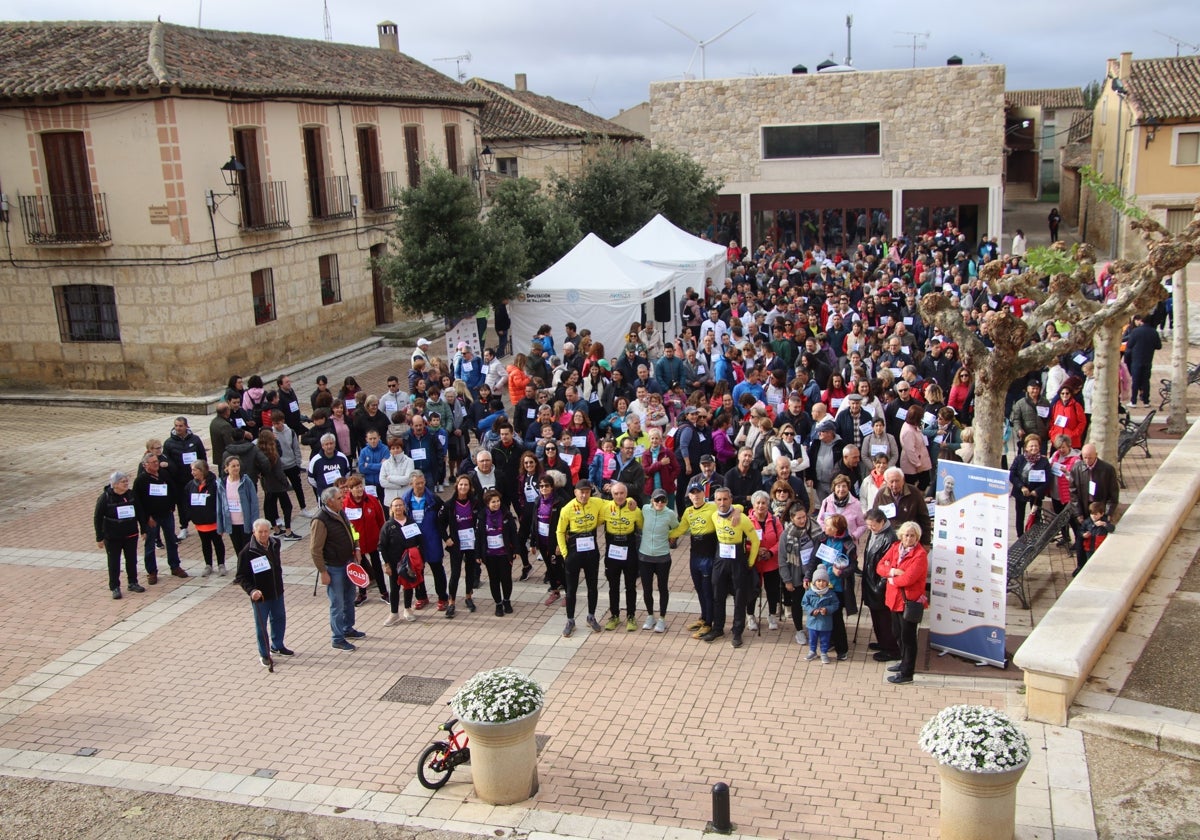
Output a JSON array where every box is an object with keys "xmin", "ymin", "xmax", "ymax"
[{"xmin": 0, "ymin": 342, "xmax": 1186, "ymax": 839}]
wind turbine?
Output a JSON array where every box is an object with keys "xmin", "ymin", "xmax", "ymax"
[{"xmin": 655, "ymin": 12, "xmax": 755, "ymax": 80}]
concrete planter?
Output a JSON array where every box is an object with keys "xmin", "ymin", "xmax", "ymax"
[
  {"xmin": 460, "ymin": 707, "xmax": 541, "ymax": 805},
  {"xmin": 936, "ymin": 757, "xmax": 1028, "ymax": 840}
]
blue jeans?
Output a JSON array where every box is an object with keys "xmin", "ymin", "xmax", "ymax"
[
  {"xmin": 690, "ymin": 554, "xmax": 714, "ymax": 624},
  {"xmin": 252, "ymin": 597, "xmax": 287, "ymax": 658},
  {"xmin": 808, "ymin": 628, "xmax": 832, "ymax": 653},
  {"xmin": 326, "ymin": 565, "xmax": 357, "ymax": 643},
  {"xmin": 143, "ymin": 520, "xmax": 181, "ymax": 573}
]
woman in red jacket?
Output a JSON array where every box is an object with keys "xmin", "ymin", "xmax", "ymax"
[
  {"xmin": 875, "ymin": 520, "xmax": 928, "ymax": 685},
  {"xmin": 1048, "ymin": 386, "xmax": 1087, "ymax": 449},
  {"xmin": 748, "ymin": 491, "xmax": 785, "ymax": 631},
  {"xmin": 343, "ymin": 475, "xmax": 387, "ymax": 606}
]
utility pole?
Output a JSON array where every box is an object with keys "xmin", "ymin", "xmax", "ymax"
[{"xmin": 845, "ymin": 14, "xmax": 853, "ymax": 65}]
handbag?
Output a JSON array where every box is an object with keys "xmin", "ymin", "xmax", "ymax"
[{"xmin": 902, "ymin": 598, "xmax": 924, "ymax": 623}]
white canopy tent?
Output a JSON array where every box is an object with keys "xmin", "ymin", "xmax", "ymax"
[
  {"xmin": 508, "ymin": 233, "xmax": 680, "ymax": 361},
  {"xmin": 615, "ymin": 214, "xmax": 727, "ymax": 341}
]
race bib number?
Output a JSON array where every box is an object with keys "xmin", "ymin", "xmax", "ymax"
[
  {"xmin": 903, "ymin": 317, "xmax": 913, "ymax": 326},
  {"xmin": 401, "ymin": 523, "xmax": 421, "ymax": 539},
  {"xmin": 571, "ymin": 435, "xmax": 587, "ymax": 448},
  {"xmin": 235, "ymin": 418, "xmax": 246, "ymax": 428},
  {"xmin": 860, "ymin": 422, "xmax": 874, "ymax": 436},
  {"xmin": 480, "ymin": 363, "xmax": 490, "ymax": 376},
  {"xmin": 816, "ymin": 543, "xmax": 839, "ymax": 563},
  {"xmin": 1051, "ymin": 464, "xmax": 1063, "ymax": 476},
  {"xmin": 538, "ymin": 521, "xmax": 550, "ymax": 537},
  {"xmin": 871, "ymin": 445, "xmax": 889, "ymax": 456},
  {"xmin": 251, "ymin": 556, "xmax": 271, "ymax": 574},
  {"xmin": 924, "ymin": 414, "xmax": 936, "ymax": 427},
  {"xmin": 608, "ymin": 543, "xmax": 628, "ymax": 561},
  {"xmin": 115, "ymin": 505, "xmax": 135, "ymax": 520},
  {"xmin": 365, "ymin": 485, "xmax": 378, "ymax": 497},
  {"xmin": 1088, "ymin": 481, "xmax": 1096, "ymax": 496},
  {"xmin": 345, "ymin": 399, "xmax": 357, "ymax": 410},
  {"xmin": 525, "ymin": 486, "xmax": 538, "ymax": 503},
  {"xmin": 324, "ymin": 467, "xmax": 342, "ymax": 481},
  {"xmin": 487, "ymin": 534, "xmax": 504, "ymax": 550},
  {"xmin": 575, "ymin": 535, "xmax": 596, "ymax": 552},
  {"xmin": 1054, "ymin": 415, "xmax": 1068, "ymax": 428},
  {"xmin": 410, "ymin": 448, "xmax": 426, "ymax": 461},
  {"xmin": 382, "ymin": 399, "xmax": 398, "ymax": 414},
  {"xmin": 589, "ymin": 391, "xmax": 599, "ymax": 403},
  {"xmin": 895, "ymin": 408, "xmax": 907, "ymax": 421},
  {"xmin": 413, "ymin": 509, "xmax": 424, "ymax": 523},
  {"xmin": 719, "ymin": 542, "xmax": 737, "ymax": 559},
  {"xmin": 1027, "ymin": 470, "xmax": 1046, "ymax": 483},
  {"xmin": 831, "ymin": 398, "xmax": 842, "ymax": 410},
  {"xmin": 890, "ymin": 368, "xmax": 904, "ymax": 378},
  {"xmin": 289, "ymin": 400, "xmax": 300, "ymax": 413},
  {"xmin": 1073, "ymin": 353, "xmax": 1087, "ymax": 365},
  {"xmin": 458, "ymin": 528, "xmax": 476, "ymax": 549},
  {"xmin": 879, "ymin": 503, "xmax": 897, "ymax": 518},
  {"xmin": 561, "ymin": 452, "xmax": 575, "ymax": 467},
  {"xmin": 149, "ymin": 483, "xmax": 168, "ymax": 497},
  {"xmin": 345, "ymin": 507, "xmax": 362, "ymax": 521},
  {"xmin": 900, "ymin": 346, "xmax": 911, "ymax": 355},
  {"xmin": 190, "ymin": 493, "xmax": 207, "ymax": 507},
  {"xmin": 182, "ymin": 452, "xmax": 197, "ymax": 465},
  {"xmin": 1036, "ymin": 406, "xmax": 1050, "ymax": 418},
  {"xmin": 526, "ymin": 408, "xmax": 536, "ymax": 419}
]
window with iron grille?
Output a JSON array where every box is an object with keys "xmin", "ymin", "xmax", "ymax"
[
  {"xmin": 320, "ymin": 254, "xmax": 341, "ymax": 305},
  {"xmin": 251, "ymin": 268, "xmax": 276, "ymax": 325},
  {"xmin": 54, "ymin": 284, "xmax": 120, "ymax": 342}
]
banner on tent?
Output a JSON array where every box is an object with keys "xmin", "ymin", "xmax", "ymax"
[
  {"xmin": 928, "ymin": 460, "xmax": 1010, "ymax": 668},
  {"xmin": 516, "ymin": 288, "xmax": 651, "ymax": 304}
]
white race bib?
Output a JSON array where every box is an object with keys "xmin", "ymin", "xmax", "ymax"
[
  {"xmin": 719, "ymin": 542, "xmax": 737, "ymax": 559},
  {"xmin": 880, "ymin": 502, "xmax": 897, "ymax": 518},
  {"xmin": 526, "ymin": 408, "xmax": 536, "ymax": 419},
  {"xmin": 816, "ymin": 543, "xmax": 839, "ymax": 563},
  {"xmin": 402, "ymin": 523, "xmax": 421, "ymax": 539},
  {"xmin": 561, "ymin": 452, "xmax": 575, "ymax": 467},
  {"xmin": 871, "ymin": 445, "xmax": 888, "ymax": 456},
  {"xmin": 251, "ymin": 556, "xmax": 271, "ymax": 574},
  {"xmin": 696, "ymin": 364, "xmax": 707, "ymax": 375},
  {"xmin": 924, "ymin": 414, "xmax": 936, "ymax": 427},
  {"xmin": 903, "ymin": 317, "xmax": 913, "ymax": 326},
  {"xmin": 1027, "ymin": 470, "xmax": 1046, "ymax": 483},
  {"xmin": 538, "ymin": 521, "xmax": 550, "ymax": 537},
  {"xmin": 589, "ymin": 391, "xmax": 599, "ymax": 403},
  {"xmin": 831, "ymin": 398, "xmax": 842, "ymax": 409},
  {"xmin": 1073, "ymin": 354, "xmax": 1087, "ymax": 365},
  {"xmin": 324, "ymin": 467, "xmax": 342, "ymax": 481},
  {"xmin": 525, "ymin": 486, "xmax": 538, "ymax": 502},
  {"xmin": 1051, "ymin": 464, "xmax": 1063, "ymax": 476},
  {"xmin": 148, "ymin": 483, "xmax": 168, "ymax": 497},
  {"xmin": 487, "ymin": 534, "xmax": 504, "ymax": 550},
  {"xmin": 901, "ymin": 346, "xmax": 911, "ymax": 355},
  {"xmin": 345, "ymin": 507, "xmax": 363, "ymax": 521},
  {"xmin": 1036, "ymin": 406, "xmax": 1050, "ymax": 418},
  {"xmin": 571, "ymin": 435, "xmax": 587, "ymax": 448},
  {"xmin": 410, "ymin": 448, "xmax": 426, "ymax": 461},
  {"xmin": 345, "ymin": 399, "xmax": 357, "ymax": 410},
  {"xmin": 116, "ymin": 505, "xmax": 135, "ymax": 520},
  {"xmin": 289, "ymin": 400, "xmax": 300, "ymax": 413},
  {"xmin": 365, "ymin": 485, "xmax": 378, "ymax": 497},
  {"xmin": 381, "ymin": 398, "xmax": 398, "ymax": 414},
  {"xmin": 1054, "ymin": 415, "xmax": 1068, "ymax": 428},
  {"xmin": 860, "ymin": 422, "xmax": 874, "ymax": 436},
  {"xmin": 1088, "ymin": 480, "xmax": 1096, "ymax": 496},
  {"xmin": 895, "ymin": 408, "xmax": 908, "ymax": 421},
  {"xmin": 190, "ymin": 492, "xmax": 207, "ymax": 507},
  {"xmin": 235, "ymin": 418, "xmax": 246, "ymax": 428},
  {"xmin": 480, "ymin": 363, "xmax": 490, "ymax": 376},
  {"xmin": 413, "ymin": 509, "xmax": 424, "ymax": 523},
  {"xmin": 182, "ymin": 452, "xmax": 197, "ymax": 465},
  {"xmin": 575, "ymin": 535, "xmax": 596, "ymax": 552},
  {"xmin": 458, "ymin": 528, "xmax": 476, "ymax": 549},
  {"xmin": 608, "ymin": 543, "xmax": 628, "ymax": 561}
]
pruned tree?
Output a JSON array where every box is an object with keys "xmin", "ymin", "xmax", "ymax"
[
  {"xmin": 486, "ymin": 177, "xmax": 581, "ymax": 277},
  {"xmin": 919, "ymin": 201, "xmax": 1200, "ymax": 468}
]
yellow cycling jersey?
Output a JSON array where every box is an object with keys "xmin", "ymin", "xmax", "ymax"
[
  {"xmin": 712, "ymin": 508, "xmax": 761, "ymax": 567},
  {"xmin": 669, "ymin": 502, "xmax": 743, "ymax": 540},
  {"xmin": 603, "ymin": 499, "xmax": 643, "ymax": 537},
  {"xmin": 556, "ymin": 496, "xmax": 607, "ymax": 555}
]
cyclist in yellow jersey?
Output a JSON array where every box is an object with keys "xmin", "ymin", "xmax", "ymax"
[
  {"xmin": 700, "ymin": 486, "xmax": 759, "ymax": 648},
  {"xmin": 670, "ymin": 479, "xmax": 747, "ymax": 639},
  {"xmin": 602, "ymin": 481, "xmax": 643, "ymax": 631},
  {"xmin": 555, "ymin": 479, "xmax": 607, "ymax": 636}
]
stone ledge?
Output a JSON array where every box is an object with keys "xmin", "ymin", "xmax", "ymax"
[
  {"xmin": 1014, "ymin": 419, "xmax": 1200, "ymax": 725},
  {"xmin": 1070, "ymin": 709, "xmax": 1200, "ymax": 762}
]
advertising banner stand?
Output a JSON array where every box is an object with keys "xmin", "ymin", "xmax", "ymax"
[{"xmin": 928, "ymin": 461, "xmax": 1010, "ymax": 668}]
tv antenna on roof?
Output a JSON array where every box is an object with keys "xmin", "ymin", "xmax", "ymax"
[
  {"xmin": 655, "ymin": 12, "xmax": 755, "ymax": 80},
  {"xmin": 894, "ymin": 31, "xmax": 930, "ymax": 68},
  {"xmin": 1155, "ymin": 31, "xmax": 1200, "ymax": 56},
  {"xmin": 323, "ymin": 0, "xmax": 332, "ymax": 41},
  {"xmin": 434, "ymin": 52, "xmax": 473, "ymax": 82}
]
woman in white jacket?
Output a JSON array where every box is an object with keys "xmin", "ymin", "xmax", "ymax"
[{"xmin": 379, "ymin": 437, "xmax": 415, "ymax": 506}]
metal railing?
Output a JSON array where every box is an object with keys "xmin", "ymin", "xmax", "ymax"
[
  {"xmin": 311, "ymin": 175, "xmax": 353, "ymax": 220},
  {"xmin": 19, "ymin": 193, "xmax": 111, "ymax": 245},
  {"xmin": 362, "ymin": 170, "xmax": 402, "ymax": 213},
  {"xmin": 240, "ymin": 180, "xmax": 290, "ymax": 231}
]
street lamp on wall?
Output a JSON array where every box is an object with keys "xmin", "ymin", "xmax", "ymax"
[
  {"xmin": 471, "ymin": 145, "xmax": 495, "ymax": 181},
  {"xmin": 207, "ymin": 155, "xmax": 246, "ymax": 210},
  {"xmin": 1143, "ymin": 117, "xmax": 1161, "ymax": 148}
]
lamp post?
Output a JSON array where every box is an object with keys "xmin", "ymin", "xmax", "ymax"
[
  {"xmin": 206, "ymin": 155, "xmax": 246, "ymax": 210},
  {"xmin": 471, "ymin": 145, "xmax": 495, "ymax": 201}
]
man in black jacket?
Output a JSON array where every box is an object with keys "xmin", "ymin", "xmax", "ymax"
[
  {"xmin": 862, "ymin": 509, "xmax": 900, "ymax": 661},
  {"xmin": 1123, "ymin": 314, "xmax": 1162, "ymax": 407},
  {"xmin": 609, "ymin": 439, "xmax": 647, "ymax": 505},
  {"xmin": 133, "ymin": 453, "xmax": 187, "ymax": 582},
  {"xmin": 235, "ymin": 518, "xmax": 291, "ymax": 670},
  {"xmin": 723, "ymin": 448, "xmax": 760, "ymax": 508},
  {"xmin": 162, "ymin": 416, "xmax": 206, "ymax": 538},
  {"xmin": 1069, "ymin": 443, "xmax": 1120, "ymax": 572}
]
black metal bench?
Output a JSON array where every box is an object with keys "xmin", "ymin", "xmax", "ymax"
[
  {"xmin": 1007, "ymin": 505, "xmax": 1073, "ymax": 610},
  {"xmin": 1117, "ymin": 409, "xmax": 1155, "ymax": 488},
  {"xmin": 1157, "ymin": 364, "xmax": 1200, "ymax": 411}
]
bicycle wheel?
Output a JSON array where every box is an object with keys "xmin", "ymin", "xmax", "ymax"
[{"xmin": 416, "ymin": 742, "xmax": 453, "ymax": 789}]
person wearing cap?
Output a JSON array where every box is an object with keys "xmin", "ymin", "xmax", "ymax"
[
  {"xmin": 411, "ymin": 338, "xmax": 431, "ymax": 367},
  {"xmin": 555, "ymin": 479, "xmax": 607, "ymax": 637},
  {"xmin": 669, "ymin": 478, "xmax": 724, "ymax": 637},
  {"xmin": 807, "ymin": 419, "xmax": 845, "ymax": 503},
  {"xmin": 833, "ymin": 392, "xmax": 872, "ymax": 449},
  {"xmin": 699, "ymin": 487, "xmax": 760, "ymax": 648},
  {"xmin": 601, "ymin": 482, "xmax": 643, "ymax": 631},
  {"xmin": 638, "ymin": 487, "xmax": 679, "ymax": 633}
]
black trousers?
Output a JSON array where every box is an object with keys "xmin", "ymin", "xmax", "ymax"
[
  {"xmin": 264, "ymin": 491, "xmax": 293, "ymax": 530},
  {"xmin": 105, "ymin": 535, "xmax": 138, "ymax": 590},
  {"xmin": 358, "ymin": 549, "xmax": 388, "ymax": 597},
  {"xmin": 565, "ymin": 549, "xmax": 600, "ymax": 619},
  {"xmin": 198, "ymin": 530, "xmax": 225, "ymax": 566},
  {"xmin": 447, "ymin": 547, "xmax": 479, "ymax": 600},
  {"xmin": 892, "ymin": 611, "xmax": 919, "ymax": 679},
  {"xmin": 283, "ymin": 465, "xmax": 307, "ymax": 509},
  {"xmin": 484, "ymin": 554, "xmax": 513, "ymax": 604},
  {"xmin": 711, "ymin": 555, "xmax": 752, "ymax": 635},
  {"xmin": 868, "ymin": 602, "xmax": 899, "ymax": 654},
  {"xmin": 606, "ymin": 558, "xmax": 639, "ymax": 616},
  {"xmin": 230, "ymin": 529, "xmax": 250, "ymax": 558},
  {"xmin": 640, "ymin": 559, "xmax": 671, "ymax": 616}
]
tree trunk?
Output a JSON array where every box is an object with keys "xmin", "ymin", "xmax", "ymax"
[
  {"xmin": 1091, "ymin": 321, "xmax": 1122, "ymax": 462},
  {"xmin": 1167, "ymin": 266, "xmax": 1190, "ymax": 434},
  {"xmin": 971, "ymin": 381, "xmax": 1008, "ymax": 468}
]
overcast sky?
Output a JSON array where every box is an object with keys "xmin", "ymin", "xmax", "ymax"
[{"xmin": 8, "ymin": 0, "xmax": 1200, "ymax": 117}]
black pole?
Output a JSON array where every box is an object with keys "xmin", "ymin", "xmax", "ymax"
[{"xmin": 707, "ymin": 781, "xmax": 733, "ymax": 834}]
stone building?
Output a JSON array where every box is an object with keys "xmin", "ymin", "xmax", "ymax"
[
  {"xmin": 1083, "ymin": 51, "xmax": 1200, "ymax": 258},
  {"xmin": 1060, "ymin": 112, "xmax": 1094, "ymax": 227},
  {"xmin": 650, "ymin": 64, "xmax": 1006, "ymax": 252},
  {"xmin": 466, "ymin": 75, "xmax": 643, "ymax": 186},
  {"xmin": 0, "ymin": 20, "xmax": 484, "ymax": 393},
  {"xmin": 1003, "ymin": 87, "xmax": 1086, "ymax": 200}
]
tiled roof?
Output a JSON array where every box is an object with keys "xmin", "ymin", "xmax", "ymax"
[
  {"xmin": 1005, "ymin": 87, "xmax": 1085, "ymax": 109},
  {"xmin": 1128, "ymin": 55, "xmax": 1200, "ymax": 120},
  {"xmin": 1067, "ymin": 111, "xmax": 1093, "ymax": 144},
  {"xmin": 0, "ymin": 21, "xmax": 484, "ymax": 106},
  {"xmin": 466, "ymin": 78, "xmax": 643, "ymax": 142}
]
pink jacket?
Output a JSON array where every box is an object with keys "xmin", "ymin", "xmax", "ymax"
[{"xmin": 817, "ymin": 494, "xmax": 867, "ymax": 542}]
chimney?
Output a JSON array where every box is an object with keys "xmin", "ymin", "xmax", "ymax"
[
  {"xmin": 377, "ymin": 21, "xmax": 398, "ymax": 53},
  {"xmin": 946, "ymin": 55, "xmax": 963, "ymax": 66},
  {"xmin": 515, "ymin": 73, "xmax": 527, "ymax": 92},
  {"xmin": 1119, "ymin": 50, "xmax": 1132, "ymax": 82}
]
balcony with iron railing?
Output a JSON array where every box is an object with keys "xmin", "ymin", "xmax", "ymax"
[
  {"xmin": 240, "ymin": 181, "xmax": 290, "ymax": 231},
  {"xmin": 19, "ymin": 193, "xmax": 111, "ymax": 245},
  {"xmin": 362, "ymin": 170, "xmax": 402, "ymax": 213},
  {"xmin": 310, "ymin": 175, "xmax": 353, "ymax": 221}
]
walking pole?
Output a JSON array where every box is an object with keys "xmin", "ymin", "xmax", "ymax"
[{"xmin": 851, "ymin": 573, "xmax": 864, "ymax": 643}]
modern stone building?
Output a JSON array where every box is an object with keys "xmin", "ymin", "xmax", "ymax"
[
  {"xmin": 466, "ymin": 75, "xmax": 643, "ymax": 186},
  {"xmin": 650, "ymin": 64, "xmax": 1006, "ymax": 251},
  {"xmin": 0, "ymin": 20, "xmax": 484, "ymax": 393}
]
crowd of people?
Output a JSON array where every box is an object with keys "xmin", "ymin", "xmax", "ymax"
[{"xmin": 94, "ymin": 223, "xmax": 1170, "ymax": 678}]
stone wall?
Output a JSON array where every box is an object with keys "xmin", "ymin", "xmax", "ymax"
[{"xmin": 650, "ymin": 65, "xmax": 1005, "ymax": 187}]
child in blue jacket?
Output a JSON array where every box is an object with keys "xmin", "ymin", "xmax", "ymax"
[{"xmin": 801, "ymin": 566, "xmax": 840, "ymax": 664}]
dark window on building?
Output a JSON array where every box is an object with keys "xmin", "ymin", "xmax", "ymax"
[
  {"xmin": 762, "ymin": 122, "xmax": 881, "ymax": 159},
  {"xmin": 54, "ymin": 284, "xmax": 120, "ymax": 342},
  {"xmin": 303, "ymin": 126, "xmax": 329, "ymax": 217},
  {"xmin": 497, "ymin": 157, "xmax": 519, "ymax": 178},
  {"xmin": 39, "ymin": 131, "xmax": 104, "ymax": 242},
  {"xmin": 234, "ymin": 128, "xmax": 265, "ymax": 227},
  {"xmin": 251, "ymin": 268, "xmax": 276, "ymax": 325},
  {"xmin": 320, "ymin": 254, "xmax": 341, "ymax": 305},
  {"xmin": 444, "ymin": 124, "xmax": 460, "ymax": 175},
  {"xmin": 404, "ymin": 125, "xmax": 422, "ymax": 187}
]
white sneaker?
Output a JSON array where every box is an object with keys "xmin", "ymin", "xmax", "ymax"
[
  {"xmin": 746, "ymin": 615, "xmax": 758, "ymax": 632},
  {"xmin": 794, "ymin": 631, "xmax": 805, "ymax": 645},
  {"xmin": 403, "ymin": 609, "xmax": 416, "ymax": 622},
  {"xmin": 218, "ymin": 564, "xmax": 227, "ymax": 576},
  {"xmin": 768, "ymin": 615, "xmax": 779, "ymax": 631},
  {"xmin": 642, "ymin": 616, "xmax": 655, "ymax": 630},
  {"xmin": 202, "ymin": 565, "xmax": 213, "ymax": 577},
  {"xmin": 177, "ymin": 527, "xmax": 188, "ymax": 541},
  {"xmin": 299, "ymin": 508, "xmax": 314, "ymax": 518},
  {"xmin": 383, "ymin": 612, "xmax": 402, "ymax": 627},
  {"xmin": 654, "ymin": 618, "xmax": 666, "ymax": 633}
]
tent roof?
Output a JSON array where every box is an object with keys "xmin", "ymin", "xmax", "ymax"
[
  {"xmin": 522, "ymin": 233, "xmax": 677, "ymax": 303},
  {"xmin": 615, "ymin": 214, "xmax": 726, "ymax": 269}
]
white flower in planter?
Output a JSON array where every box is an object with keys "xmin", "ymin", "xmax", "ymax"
[
  {"xmin": 452, "ymin": 667, "xmax": 545, "ymax": 724},
  {"xmin": 919, "ymin": 705, "xmax": 1031, "ymax": 773}
]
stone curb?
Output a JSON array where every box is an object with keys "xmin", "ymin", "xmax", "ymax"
[{"xmin": 1069, "ymin": 708, "xmax": 1200, "ymax": 762}]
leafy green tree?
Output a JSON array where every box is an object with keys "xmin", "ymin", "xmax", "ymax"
[
  {"xmin": 487, "ymin": 177, "xmax": 580, "ymax": 277},
  {"xmin": 551, "ymin": 142, "xmax": 723, "ymax": 245},
  {"xmin": 378, "ymin": 163, "xmax": 527, "ymax": 319},
  {"xmin": 1082, "ymin": 79, "xmax": 1103, "ymax": 111}
]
